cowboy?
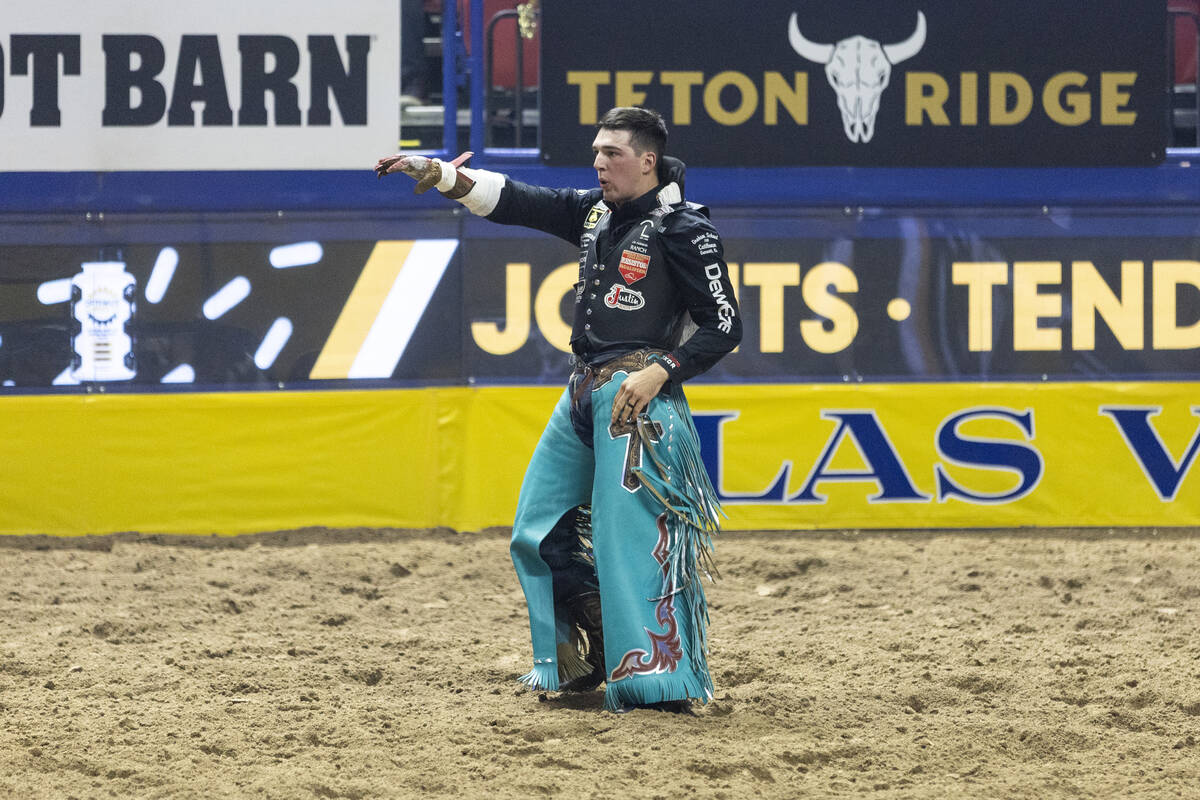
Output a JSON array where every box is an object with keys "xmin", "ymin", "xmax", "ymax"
[{"xmin": 376, "ymin": 106, "xmax": 741, "ymax": 712}]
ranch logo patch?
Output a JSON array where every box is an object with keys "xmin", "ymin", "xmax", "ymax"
[
  {"xmin": 692, "ymin": 231, "xmax": 720, "ymax": 257},
  {"xmin": 604, "ymin": 284, "xmax": 645, "ymax": 311},
  {"xmin": 583, "ymin": 207, "xmax": 604, "ymax": 229},
  {"xmin": 618, "ymin": 250, "xmax": 650, "ymax": 284}
]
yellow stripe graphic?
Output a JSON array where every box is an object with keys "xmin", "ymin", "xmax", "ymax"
[{"xmin": 310, "ymin": 240, "xmax": 413, "ymax": 379}]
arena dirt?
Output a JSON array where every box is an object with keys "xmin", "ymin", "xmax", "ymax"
[{"xmin": 2, "ymin": 527, "xmax": 1199, "ymax": 799}]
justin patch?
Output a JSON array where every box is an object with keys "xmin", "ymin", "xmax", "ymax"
[
  {"xmin": 618, "ymin": 250, "xmax": 650, "ymax": 284},
  {"xmin": 604, "ymin": 284, "xmax": 645, "ymax": 311},
  {"xmin": 583, "ymin": 207, "xmax": 605, "ymax": 229}
]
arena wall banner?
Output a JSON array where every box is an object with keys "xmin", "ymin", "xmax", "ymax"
[
  {"xmin": 459, "ymin": 210, "xmax": 1200, "ymax": 384},
  {"xmin": 1, "ymin": 381, "xmax": 1198, "ymax": 536},
  {"xmin": 539, "ymin": 0, "xmax": 1167, "ymax": 166},
  {"xmin": 5, "ymin": 207, "xmax": 1198, "ymax": 390},
  {"xmin": 0, "ymin": 0, "xmax": 399, "ymax": 171},
  {"xmin": 3, "ymin": 206, "xmax": 1200, "ymax": 535}
]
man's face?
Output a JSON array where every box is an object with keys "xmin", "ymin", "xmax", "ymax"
[{"xmin": 592, "ymin": 128, "xmax": 653, "ymax": 205}]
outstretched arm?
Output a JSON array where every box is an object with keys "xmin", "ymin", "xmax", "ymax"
[
  {"xmin": 377, "ymin": 151, "xmax": 601, "ymax": 246},
  {"xmin": 374, "ymin": 150, "xmax": 504, "ymax": 215}
]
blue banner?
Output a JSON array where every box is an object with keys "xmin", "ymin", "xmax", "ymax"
[{"xmin": 2, "ymin": 207, "xmax": 1199, "ymax": 391}]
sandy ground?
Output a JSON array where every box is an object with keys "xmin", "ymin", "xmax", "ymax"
[{"xmin": 2, "ymin": 527, "xmax": 1199, "ymax": 800}]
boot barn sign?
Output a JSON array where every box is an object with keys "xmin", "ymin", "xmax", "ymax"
[
  {"xmin": 540, "ymin": 0, "xmax": 1166, "ymax": 167},
  {"xmin": 0, "ymin": 0, "xmax": 398, "ymax": 171}
]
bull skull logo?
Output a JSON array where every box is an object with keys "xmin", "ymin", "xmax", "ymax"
[{"xmin": 789, "ymin": 11, "xmax": 926, "ymax": 143}]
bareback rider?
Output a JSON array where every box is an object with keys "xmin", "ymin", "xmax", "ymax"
[{"xmin": 376, "ymin": 106, "xmax": 741, "ymax": 712}]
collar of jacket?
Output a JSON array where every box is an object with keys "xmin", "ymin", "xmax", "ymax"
[{"xmin": 608, "ymin": 182, "xmax": 682, "ymax": 226}]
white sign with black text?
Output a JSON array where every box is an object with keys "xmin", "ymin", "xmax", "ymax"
[{"xmin": 0, "ymin": 0, "xmax": 399, "ymax": 170}]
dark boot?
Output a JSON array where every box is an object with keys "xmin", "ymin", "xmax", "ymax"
[
  {"xmin": 612, "ymin": 699, "xmax": 695, "ymax": 715},
  {"xmin": 560, "ymin": 590, "xmax": 605, "ymax": 692}
]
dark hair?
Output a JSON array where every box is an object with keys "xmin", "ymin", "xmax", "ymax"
[{"xmin": 597, "ymin": 107, "xmax": 668, "ymax": 160}]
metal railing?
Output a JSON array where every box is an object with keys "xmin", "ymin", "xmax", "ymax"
[
  {"xmin": 484, "ymin": 8, "xmax": 533, "ymax": 148},
  {"xmin": 431, "ymin": 0, "xmax": 537, "ymax": 160},
  {"xmin": 1168, "ymin": 6, "xmax": 1200, "ymax": 148}
]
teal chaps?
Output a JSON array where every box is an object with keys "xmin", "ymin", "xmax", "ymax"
[{"xmin": 508, "ymin": 352, "xmax": 721, "ymax": 711}]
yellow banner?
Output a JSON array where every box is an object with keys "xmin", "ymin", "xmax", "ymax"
[
  {"xmin": 1, "ymin": 390, "xmax": 442, "ymax": 536},
  {"xmin": 2, "ymin": 382, "xmax": 1198, "ymax": 536},
  {"xmin": 685, "ymin": 382, "xmax": 1200, "ymax": 529}
]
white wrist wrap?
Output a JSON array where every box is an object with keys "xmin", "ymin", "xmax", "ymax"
[
  {"xmin": 455, "ymin": 167, "xmax": 503, "ymax": 216},
  {"xmin": 433, "ymin": 159, "xmax": 458, "ymax": 192}
]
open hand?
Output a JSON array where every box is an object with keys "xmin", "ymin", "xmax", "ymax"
[
  {"xmin": 374, "ymin": 151, "xmax": 474, "ymax": 194},
  {"xmin": 374, "ymin": 153, "xmax": 426, "ymax": 180}
]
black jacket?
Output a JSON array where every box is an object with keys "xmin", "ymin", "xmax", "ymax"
[{"xmin": 486, "ymin": 178, "xmax": 741, "ymax": 383}]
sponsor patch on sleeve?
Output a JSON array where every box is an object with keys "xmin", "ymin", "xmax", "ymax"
[
  {"xmin": 583, "ymin": 207, "xmax": 604, "ymax": 229},
  {"xmin": 691, "ymin": 231, "xmax": 721, "ymax": 257},
  {"xmin": 704, "ymin": 263, "xmax": 738, "ymax": 334}
]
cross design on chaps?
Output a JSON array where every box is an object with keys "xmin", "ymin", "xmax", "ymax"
[{"xmin": 609, "ymin": 415, "xmax": 665, "ymax": 492}]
